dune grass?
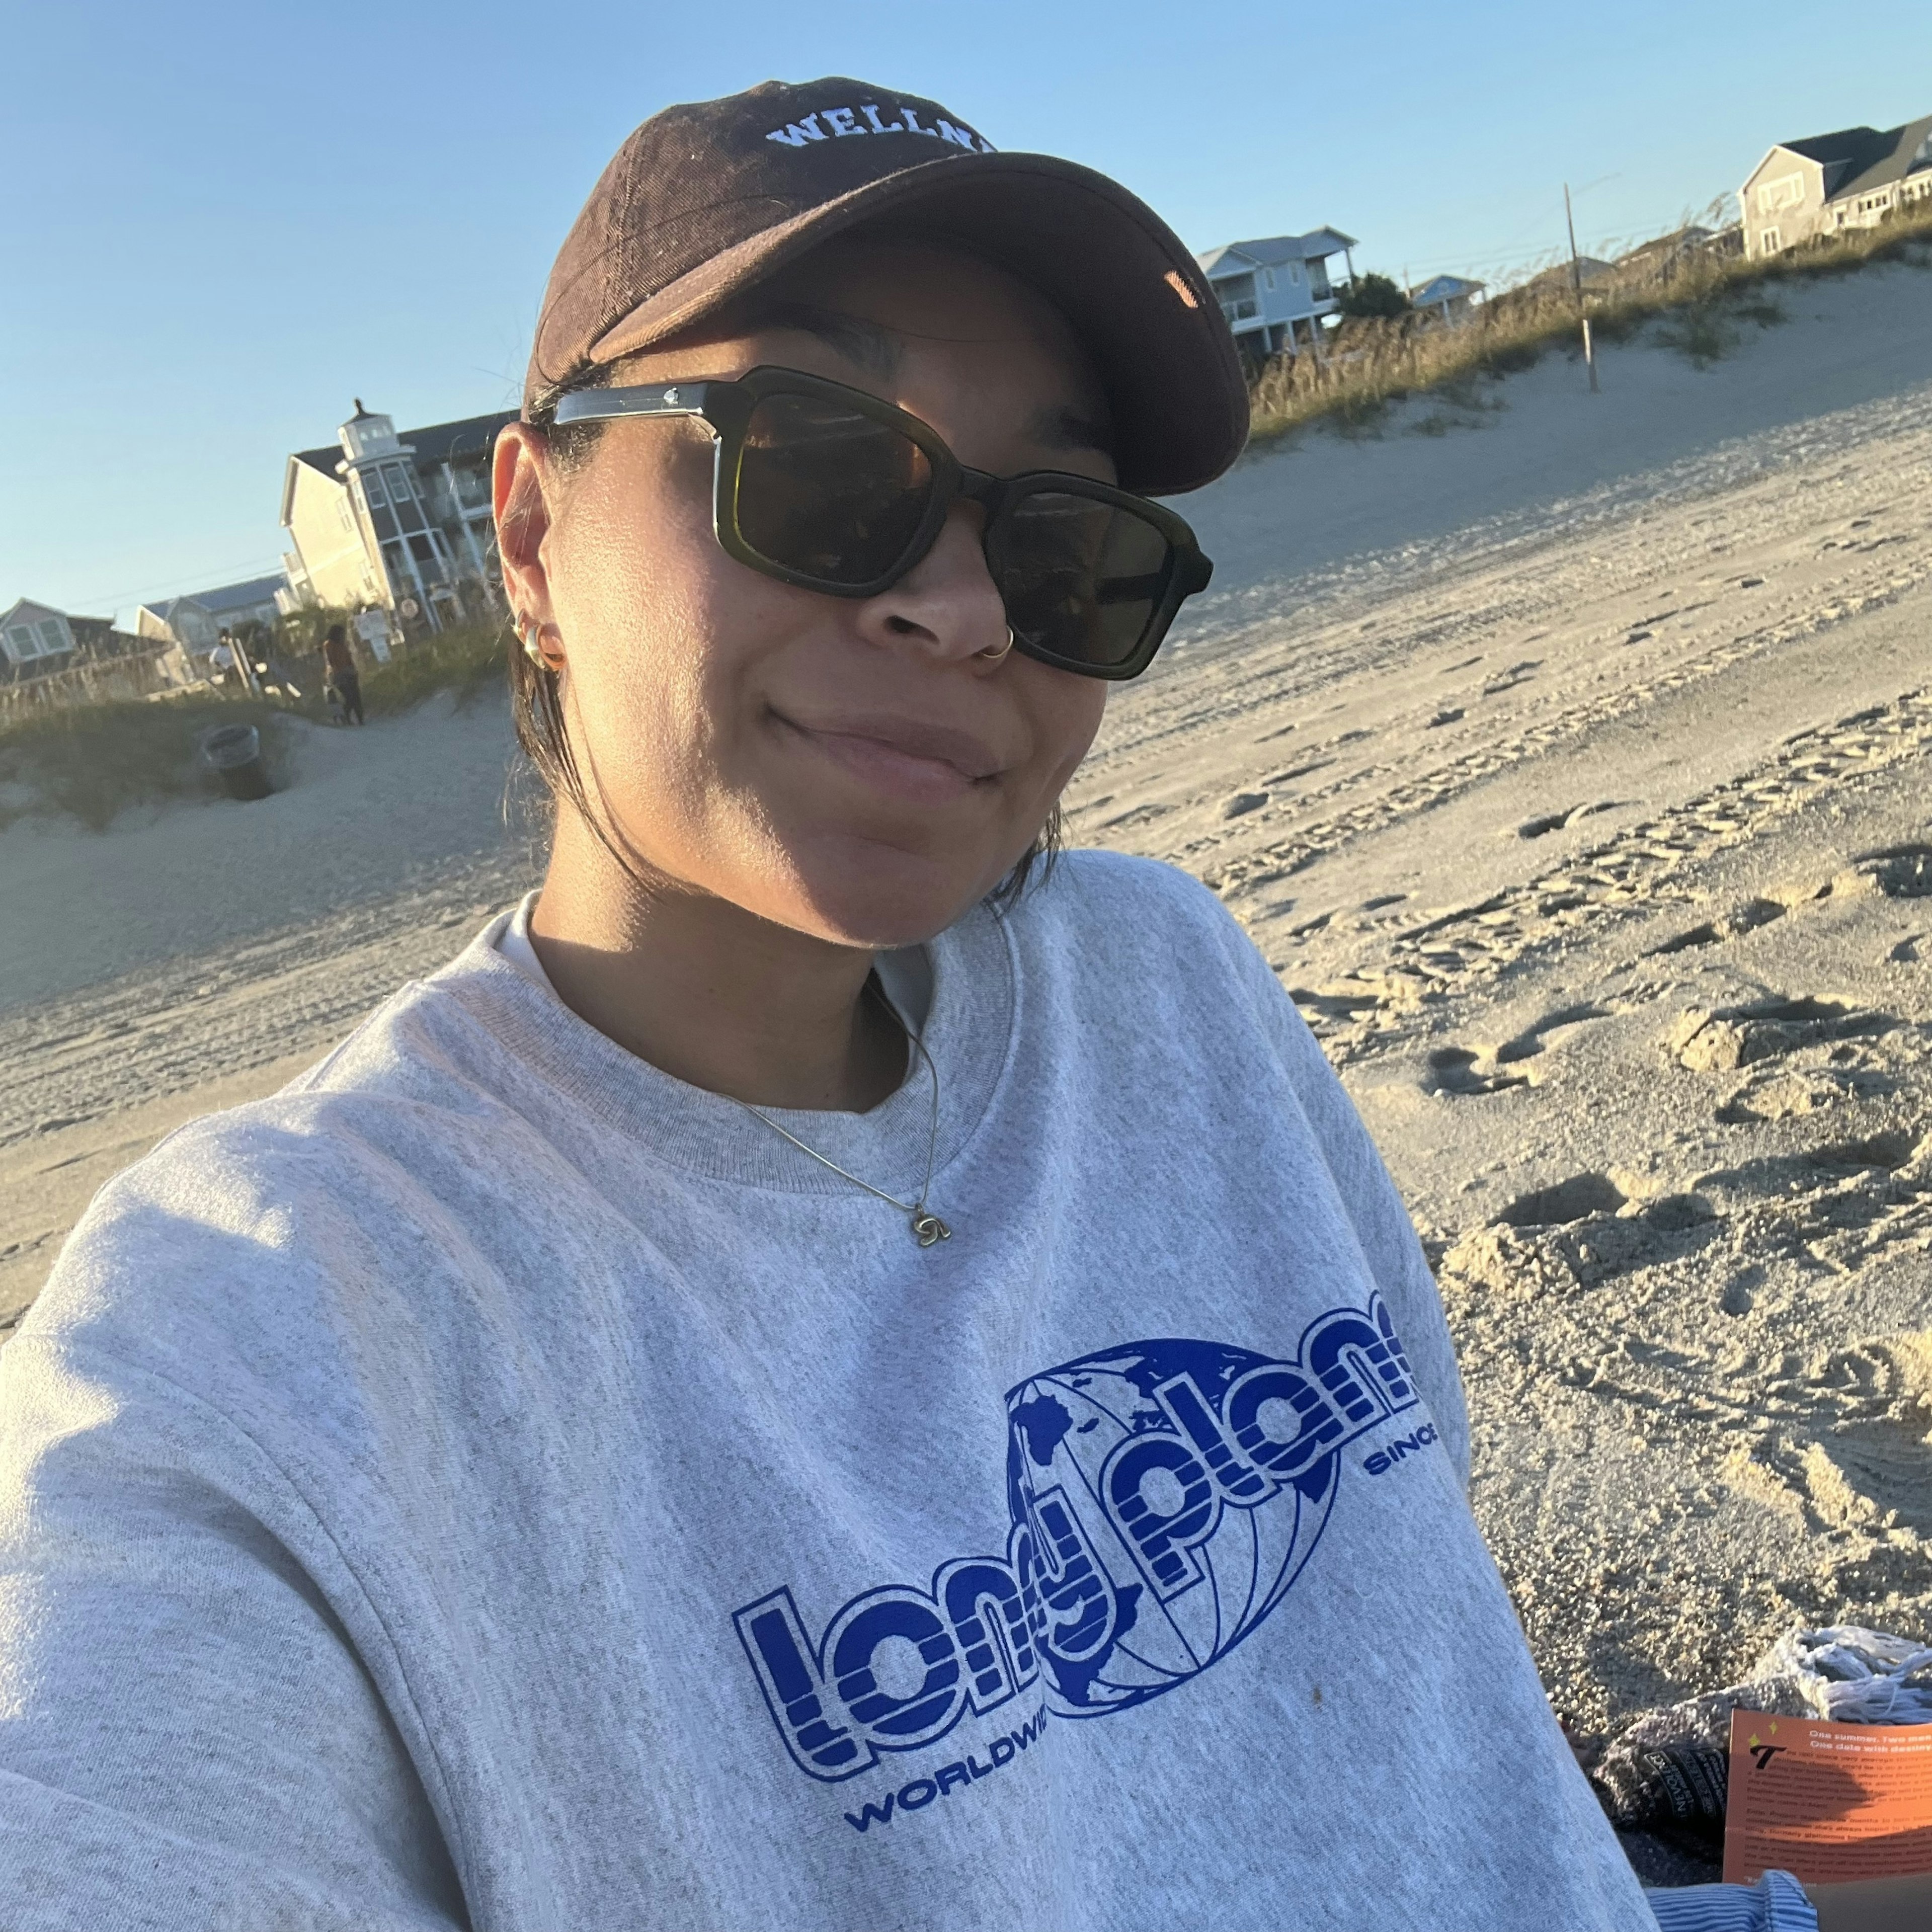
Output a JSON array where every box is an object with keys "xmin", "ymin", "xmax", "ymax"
[
  {"xmin": 1248, "ymin": 203, "xmax": 1932, "ymax": 444},
  {"xmin": 0, "ymin": 692, "xmax": 297, "ymax": 833},
  {"xmin": 0, "ymin": 617, "xmax": 515, "ymax": 832},
  {"xmin": 359, "ymin": 618, "xmax": 509, "ymax": 717}
]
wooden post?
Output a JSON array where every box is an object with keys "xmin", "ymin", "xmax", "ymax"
[{"xmin": 1565, "ymin": 183, "xmax": 1600, "ymax": 393}]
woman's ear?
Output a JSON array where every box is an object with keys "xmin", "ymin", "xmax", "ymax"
[{"xmin": 494, "ymin": 422, "xmax": 560, "ymax": 654}]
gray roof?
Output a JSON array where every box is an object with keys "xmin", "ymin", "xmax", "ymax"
[
  {"xmin": 1195, "ymin": 227, "xmax": 1358, "ymax": 278},
  {"xmin": 290, "ymin": 408, "xmax": 517, "ymax": 480},
  {"xmin": 190, "ymin": 575, "xmax": 285, "ymax": 614},
  {"xmin": 139, "ymin": 576, "xmax": 285, "ymax": 630},
  {"xmin": 1769, "ymin": 116, "xmax": 1932, "ymax": 201},
  {"xmin": 1832, "ymin": 114, "xmax": 1932, "ymax": 200}
]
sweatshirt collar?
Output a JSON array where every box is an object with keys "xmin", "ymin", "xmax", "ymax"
[{"xmin": 420, "ymin": 895, "xmax": 1019, "ymax": 1199}]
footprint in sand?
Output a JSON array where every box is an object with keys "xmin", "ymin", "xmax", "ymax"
[
  {"xmin": 1496, "ymin": 1172, "xmax": 1627, "ymax": 1227},
  {"xmin": 1847, "ymin": 844, "xmax": 1932, "ymax": 899},
  {"xmin": 1515, "ymin": 801, "xmax": 1620, "ymax": 840},
  {"xmin": 1715, "ymin": 1062, "xmax": 1895, "ymax": 1122},
  {"xmin": 1424, "ymin": 1008, "xmax": 1611, "ymax": 1097},
  {"xmin": 1646, "ymin": 897, "xmax": 1787, "ymax": 955},
  {"xmin": 1482, "ymin": 659, "xmax": 1542, "ymax": 696},
  {"xmin": 1424, "ymin": 1047, "xmax": 1527, "ymax": 1097},
  {"xmin": 1098, "ymin": 801, "xmax": 1174, "ymax": 831},
  {"xmin": 1669, "ymin": 997, "xmax": 1890, "ymax": 1073},
  {"xmin": 1492, "ymin": 1003, "xmax": 1612, "ymax": 1067}
]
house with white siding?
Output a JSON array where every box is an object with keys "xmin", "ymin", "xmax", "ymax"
[
  {"xmin": 280, "ymin": 401, "xmax": 513, "ymax": 630},
  {"xmin": 1, "ymin": 599, "xmax": 77, "ymax": 672},
  {"xmin": 135, "ymin": 576, "xmax": 285, "ymax": 657},
  {"xmin": 1742, "ymin": 114, "xmax": 1932, "ymax": 260},
  {"xmin": 2, "ymin": 598, "xmax": 178, "ymax": 695}
]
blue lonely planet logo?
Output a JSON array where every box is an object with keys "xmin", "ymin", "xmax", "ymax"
[{"xmin": 735, "ymin": 1297, "xmax": 1423, "ymax": 1782}]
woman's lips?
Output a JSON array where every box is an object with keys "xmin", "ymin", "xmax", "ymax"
[{"xmin": 775, "ymin": 711, "xmax": 1005, "ymax": 806}]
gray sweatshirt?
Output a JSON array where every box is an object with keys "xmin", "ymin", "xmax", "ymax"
[{"xmin": 0, "ymin": 852, "xmax": 1653, "ymax": 1930}]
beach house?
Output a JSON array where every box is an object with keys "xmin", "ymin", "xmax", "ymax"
[
  {"xmin": 1194, "ymin": 228, "xmax": 1358, "ymax": 361},
  {"xmin": 1407, "ymin": 274, "xmax": 1484, "ymax": 327},
  {"xmin": 279, "ymin": 403, "xmax": 515, "ymax": 631},
  {"xmin": 2, "ymin": 598, "xmax": 182, "ymax": 700},
  {"xmin": 1, "ymin": 599, "xmax": 78, "ymax": 674},
  {"xmin": 135, "ymin": 577, "xmax": 285, "ymax": 659},
  {"xmin": 1742, "ymin": 114, "xmax": 1932, "ymax": 260}
]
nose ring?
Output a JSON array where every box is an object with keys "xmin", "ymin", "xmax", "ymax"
[{"xmin": 979, "ymin": 625, "xmax": 1015, "ymax": 663}]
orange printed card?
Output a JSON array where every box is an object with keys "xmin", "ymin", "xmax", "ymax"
[{"xmin": 1724, "ymin": 1710, "xmax": 1932, "ymax": 1885}]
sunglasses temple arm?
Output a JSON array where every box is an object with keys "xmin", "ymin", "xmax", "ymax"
[{"xmin": 550, "ymin": 382, "xmax": 718, "ymax": 426}]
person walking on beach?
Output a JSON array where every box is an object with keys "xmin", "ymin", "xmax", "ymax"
[
  {"xmin": 0, "ymin": 77, "xmax": 1896, "ymax": 1932},
  {"xmin": 320, "ymin": 620, "xmax": 364, "ymax": 724}
]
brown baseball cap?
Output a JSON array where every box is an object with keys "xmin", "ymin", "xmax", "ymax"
[{"xmin": 525, "ymin": 77, "xmax": 1247, "ymax": 496}]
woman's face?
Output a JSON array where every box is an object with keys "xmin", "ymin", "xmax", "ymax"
[{"xmin": 496, "ymin": 240, "xmax": 1113, "ymax": 948}]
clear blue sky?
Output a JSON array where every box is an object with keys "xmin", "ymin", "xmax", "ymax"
[{"xmin": 5, "ymin": 0, "xmax": 1927, "ymax": 625}]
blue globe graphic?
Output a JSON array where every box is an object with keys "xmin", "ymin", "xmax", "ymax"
[{"xmin": 1004, "ymin": 1338, "xmax": 1340, "ymax": 1717}]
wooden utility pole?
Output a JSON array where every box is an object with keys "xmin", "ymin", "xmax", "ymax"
[{"xmin": 1564, "ymin": 182, "xmax": 1600, "ymax": 393}]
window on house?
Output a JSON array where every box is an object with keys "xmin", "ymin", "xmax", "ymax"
[
  {"xmin": 1290, "ymin": 263, "xmax": 1302, "ymax": 282},
  {"xmin": 362, "ymin": 469, "xmax": 388, "ymax": 507},
  {"xmin": 1760, "ymin": 227, "xmax": 1782, "ymax": 252},
  {"xmin": 384, "ymin": 463, "xmax": 415, "ymax": 503},
  {"xmin": 6, "ymin": 625, "xmax": 40, "ymax": 661},
  {"xmin": 1264, "ymin": 269, "xmax": 1275, "ymax": 289},
  {"xmin": 37, "ymin": 619, "xmax": 66, "ymax": 655}
]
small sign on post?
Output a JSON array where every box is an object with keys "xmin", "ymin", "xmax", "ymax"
[{"xmin": 355, "ymin": 608, "xmax": 393, "ymax": 664}]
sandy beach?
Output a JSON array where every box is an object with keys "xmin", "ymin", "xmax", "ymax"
[{"xmin": 6, "ymin": 258, "xmax": 1932, "ymax": 1745}]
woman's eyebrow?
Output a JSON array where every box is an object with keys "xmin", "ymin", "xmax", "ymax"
[
  {"xmin": 756, "ymin": 303, "xmax": 1111, "ymax": 455},
  {"xmin": 1028, "ymin": 403, "xmax": 1114, "ymax": 455},
  {"xmin": 759, "ymin": 302, "xmax": 902, "ymax": 378}
]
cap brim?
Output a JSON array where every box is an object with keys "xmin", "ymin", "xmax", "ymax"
[{"xmin": 573, "ymin": 152, "xmax": 1248, "ymax": 497}]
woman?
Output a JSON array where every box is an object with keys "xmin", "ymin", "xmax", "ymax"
[
  {"xmin": 320, "ymin": 620, "xmax": 364, "ymax": 725},
  {"xmin": 0, "ymin": 78, "xmax": 1847, "ymax": 1932}
]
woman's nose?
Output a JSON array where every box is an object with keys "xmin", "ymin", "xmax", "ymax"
[{"xmin": 853, "ymin": 505, "xmax": 1007, "ymax": 665}]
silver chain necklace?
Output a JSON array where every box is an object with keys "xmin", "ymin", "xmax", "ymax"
[{"xmin": 731, "ymin": 988, "xmax": 951, "ymax": 1248}]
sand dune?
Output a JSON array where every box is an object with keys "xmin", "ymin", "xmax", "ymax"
[{"xmin": 5, "ymin": 258, "xmax": 1932, "ymax": 1742}]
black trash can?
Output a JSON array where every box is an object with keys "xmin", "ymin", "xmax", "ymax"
[{"xmin": 202, "ymin": 723, "xmax": 272, "ymax": 801}]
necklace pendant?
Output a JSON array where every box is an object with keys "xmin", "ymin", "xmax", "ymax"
[{"xmin": 911, "ymin": 1210, "xmax": 951, "ymax": 1248}]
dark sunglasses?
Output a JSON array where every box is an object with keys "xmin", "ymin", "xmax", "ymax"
[{"xmin": 551, "ymin": 366, "xmax": 1213, "ymax": 680}]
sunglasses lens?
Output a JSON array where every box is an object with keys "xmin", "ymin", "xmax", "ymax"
[
  {"xmin": 738, "ymin": 393, "xmax": 935, "ymax": 587},
  {"xmin": 996, "ymin": 492, "xmax": 1175, "ymax": 670}
]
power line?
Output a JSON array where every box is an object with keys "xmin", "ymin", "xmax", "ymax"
[{"xmin": 66, "ymin": 552, "xmax": 288, "ymax": 616}]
